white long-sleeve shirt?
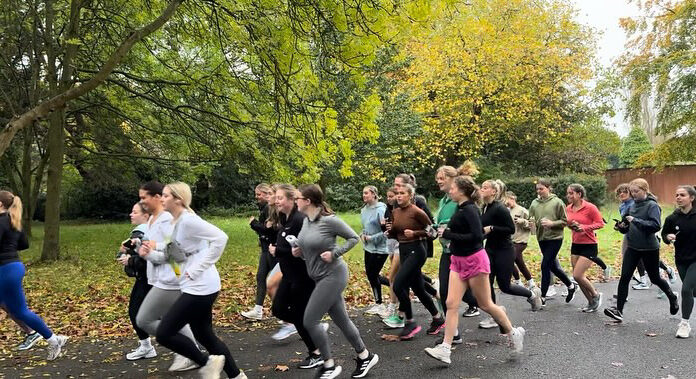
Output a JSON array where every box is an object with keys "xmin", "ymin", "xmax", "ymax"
[
  {"xmin": 143, "ymin": 211, "xmax": 179, "ymax": 290},
  {"xmin": 173, "ymin": 211, "xmax": 228, "ymax": 295}
]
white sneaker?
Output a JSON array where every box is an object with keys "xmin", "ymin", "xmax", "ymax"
[
  {"xmin": 378, "ymin": 303, "xmax": 396, "ymax": 319},
  {"xmin": 632, "ymin": 282, "xmax": 651, "ymax": 290},
  {"xmin": 198, "ymin": 355, "xmax": 225, "ymax": 379},
  {"xmin": 272, "ymin": 323, "xmax": 297, "ymax": 340},
  {"xmin": 546, "ymin": 286, "xmax": 557, "ymax": 297},
  {"xmin": 676, "ymin": 320, "xmax": 691, "ymax": 338},
  {"xmin": 169, "ymin": 353, "xmax": 199, "ymax": 371},
  {"xmin": 240, "ymin": 308, "xmax": 263, "ymax": 320},
  {"xmin": 231, "ymin": 370, "xmax": 248, "ymax": 379},
  {"xmin": 321, "ymin": 322, "xmax": 330, "ymax": 332},
  {"xmin": 528, "ymin": 287, "xmax": 543, "ymax": 311},
  {"xmin": 478, "ymin": 317, "xmax": 498, "ymax": 329},
  {"xmin": 424, "ymin": 343, "xmax": 451, "ymax": 364},
  {"xmin": 365, "ymin": 303, "xmax": 387, "ymax": 315},
  {"xmin": 126, "ymin": 344, "xmax": 157, "ymax": 361},
  {"xmin": 46, "ymin": 335, "xmax": 68, "ymax": 361},
  {"xmin": 509, "ymin": 327, "xmax": 525, "ymax": 353}
]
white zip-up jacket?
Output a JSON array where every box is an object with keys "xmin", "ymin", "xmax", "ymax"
[
  {"xmin": 142, "ymin": 211, "xmax": 179, "ymax": 290},
  {"xmin": 173, "ymin": 212, "xmax": 228, "ymax": 296}
]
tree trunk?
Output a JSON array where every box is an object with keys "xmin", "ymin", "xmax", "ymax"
[
  {"xmin": 40, "ymin": 111, "xmax": 64, "ymax": 261},
  {"xmin": 21, "ymin": 125, "xmax": 34, "ymax": 236}
]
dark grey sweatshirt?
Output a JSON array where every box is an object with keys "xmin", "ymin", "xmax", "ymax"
[
  {"xmin": 624, "ymin": 194, "xmax": 662, "ymax": 251},
  {"xmin": 296, "ymin": 213, "xmax": 359, "ymax": 281}
]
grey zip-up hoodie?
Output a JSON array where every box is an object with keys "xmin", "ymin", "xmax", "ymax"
[
  {"xmin": 624, "ymin": 194, "xmax": 662, "ymax": 251},
  {"xmin": 297, "ymin": 214, "xmax": 359, "ymax": 281}
]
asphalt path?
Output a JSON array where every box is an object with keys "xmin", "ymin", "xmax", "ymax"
[{"xmin": 1, "ymin": 280, "xmax": 692, "ymax": 378}]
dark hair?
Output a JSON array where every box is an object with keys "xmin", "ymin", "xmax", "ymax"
[
  {"xmin": 677, "ymin": 185, "xmax": 696, "ymax": 208},
  {"xmin": 396, "ymin": 173, "xmax": 417, "ymax": 188},
  {"xmin": 452, "ymin": 176, "xmax": 481, "ymax": 204},
  {"xmin": 140, "ymin": 181, "xmax": 164, "ymax": 197},
  {"xmin": 537, "ymin": 178, "xmax": 552, "ymax": 190},
  {"xmin": 299, "ymin": 184, "xmax": 334, "ymax": 216},
  {"xmin": 568, "ymin": 183, "xmax": 586, "ymax": 199}
]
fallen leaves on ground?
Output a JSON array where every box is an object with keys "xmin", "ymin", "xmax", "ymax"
[{"xmin": 380, "ymin": 334, "xmax": 400, "ymax": 342}]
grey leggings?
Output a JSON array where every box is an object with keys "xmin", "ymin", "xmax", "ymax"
[
  {"xmin": 677, "ymin": 261, "xmax": 696, "ymax": 320},
  {"xmin": 136, "ymin": 287, "xmax": 197, "ymax": 344},
  {"xmin": 304, "ymin": 262, "xmax": 366, "ymax": 360}
]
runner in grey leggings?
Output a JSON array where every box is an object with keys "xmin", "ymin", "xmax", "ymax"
[
  {"xmin": 136, "ymin": 287, "xmax": 197, "ymax": 342},
  {"xmin": 295, "ymin": 184, "xmax": 379, "ymax": 379}
]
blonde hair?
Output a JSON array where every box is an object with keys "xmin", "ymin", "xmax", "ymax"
[
  {"xmin": 482, "ymin": 179, "xmax": 507, "ymax": 202},
  {"xmin": 0, "ymin": 190, "xmax": 22, "ymax": 231},
  {"xmin": 457, "ymin": 160, "xmax": 479, "ymax": 178},
  {"xmin": 629, "ymin": 178, "xmax": 650, "ymax": 193},
  {"xmin": 436, "ymin": 165, "xmax": 458, "ymax": 179},
  {"xmin": 256, "ymin": 183, "xmax": 273, "ymax": 194},
  {"xmin": 166, "ymin": 182, "xmax": 194, "ymax": 213},
  {"xmin": 363, "ymin": 185, "xmax": 380, "ymax": 200}
]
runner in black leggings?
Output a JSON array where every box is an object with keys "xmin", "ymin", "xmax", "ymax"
[
  {"xmin": 604, "ymin": 178, "xmax": 678, "ymax": 323},
  {"xmin": 476, "ymin": 180, "xmax": 541, "ymax": 329},
  {"xmin": 662, "ymin": 185, "xmax": 696, "ymax": 338}
]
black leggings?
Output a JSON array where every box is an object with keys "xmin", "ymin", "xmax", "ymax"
[
  {"xmin": 156, "ymin": 292, "xmax": 239, "ymax": 378},
  {"xmin": 364, "ymin": 251, "xmax": 389, "ymax": 304},
  {"xmin": 511, "ymin": 243, "xmax": 532, "ymax": 281},
  {"xmin": 129, "ymin": 279, "xmax": 152, "ymax": 340},
  {"xmin": 617, "ymin": 248, "xmax": 675, "ymax": 312},
  {"xmin": 394, "ymin": 241, "xmax": 438, "ymax": 320},
  {"xmin": 255, "ymin": 247, "xmax": 278, "ymax": 306},
  {"xmin": 271, "ymin": 277, "xmax": 317, "ymax": 353},
  {"xmin": 487, "ymin": 246, "xmax": 532, "ymax": 303},
  {"xmin": 676, "ymin": 261, "xmax": 696, "ymax": 319},
  {"xmin": 539, "ymin": 239, "xmax": 572, "ymax": 297}
]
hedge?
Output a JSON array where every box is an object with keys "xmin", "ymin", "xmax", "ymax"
[{"xmin": 504, "ymin": 174, "xmax": 607, "ymax": 209}]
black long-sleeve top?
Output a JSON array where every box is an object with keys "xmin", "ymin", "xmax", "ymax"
[
  {"xmin": 442, "ymin": 201, "xmax": 484, "ymax": 257},
  {"xmin": 662, "ymin": 207, "xmax": 696, "ymax": 265},
  {"xmin": 250, "ymin": 202, "xmax": 277, "ymax": 249},
  {"xmin": 275, "ymin": 206, "xmax": 311, "ymax": 283},
  {"xmin": 415, "ymin": 195, "xmax": 434, "ymax": 223},
  {"xmin": 0, "ymin": 213, "xmax": 29, "ymax": 265},
  {"xmin": 481, "ymin": 201, "xmax": 515, "ymax": 250},
  {"xmin": 124, "ymin": 228, "xmax": 148, "ymax": 280}
]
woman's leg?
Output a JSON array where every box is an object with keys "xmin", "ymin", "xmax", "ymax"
[
  {"xmin": 492, "ymin": 247, "xmax": 532, "ymax": 298},
  {"xmin": 642, "ymin": 249, "xmax": 676, "ymax": 299},
  {"xmin": 443, "ymin": 270, "xmax": 466, "ymax": 345},
  {"xmin": 541, "ymin": 240, "xmax": 572, "ymax": 291},
  {"xmin": 136, "ymin": 287, "xmax": 197, "ymax": 344},
  {"xmin": 129, "ymin": 280, "xmax": 152, "ymax": 340},
  {"xmin": 677, "ymin": 262, "xmax": 696, "ymax": 320},
  {"xmin": 513, "ymin": 243, "xmax": 533, "ymax": 281},
  {"xmin": 572, "ymin": 256, "xmax": 597, "ymax": 301},
  {"xmin": 254, "ymin": 248, "xmax": 274, "ymax": 306},
  {"xmin": 617, "ymin": 248, "xmax": 643, "ymax": 312},
  {"xmin": 388, "ymin": 254, "xmax": 400, "ymax": 305},
  {"xmin": 407, "ymin": 244, "xmax": 439, "ymax": 317},
  {"xmin": 0, "ymin": 262, "xmax": 52, "ymax": 339},
  {"xmin": 468, "ymin": 273, "xmax": 513, "ymax": 334},
  {"xmin": 393, "ymin": 247, "xmax": 415, "ymax": 319},
  {"xmin": 438, "ymin": 253, "xmax": 451, "ymax": 314},
  {"xmin": 365, "ymin": 251, "xmax": 388, "ymax": 304},
  {"xmin": 266, "ymin": 268, "xmax": 282, "ymax": 300}
]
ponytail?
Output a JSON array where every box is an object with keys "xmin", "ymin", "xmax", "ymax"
[{"xmin": 0, "ymin": 190, "xmax": 22, "ymax": 231}]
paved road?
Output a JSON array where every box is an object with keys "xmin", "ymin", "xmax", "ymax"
[{"xmin": 1, "ymin": 281, "xmax": 692, "ymax": 378}]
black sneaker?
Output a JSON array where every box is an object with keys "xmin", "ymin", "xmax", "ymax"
[
  {"xmin": 669, "ymin": 293, "xmax": 680, "ymax": 315},
  {"xmin": 315, "ymin": 365, "xmax": 342, "ymax": 379},
  {"xmin": 604, "ymin": 306, "xmax": 623, "ymax": 322},
  {"xmin": 541, "ymin": 297, "xmax": 547, "ymax": 307},
  {"xmin": 565, "ymin": 284, "xmax": 577, "ymax": 303},
  {"xmin": 298, "ymin": 353, "xmax": 324, "ymax": 369},
  {"xmin": 463, "ymin": 306, "xmax": 480, "ymax": 317},
  {"xmin": 399, "ymin": 321, "xmax": 422, "ymax": 340},
  {"xmin": 351, "ymin": 353, "xmax": 379, "ymax": 378},
  {"xmin": 436, "ymin": 334, "xmax": 463, "ymax": 345},
  {"xmin": 426, "ymin": 317, "xmax": 445, "ymax": 335}
]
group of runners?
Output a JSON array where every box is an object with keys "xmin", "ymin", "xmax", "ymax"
[{"xmin": 1, "ymin": 162, "xmax": 695, "ymax": 378}]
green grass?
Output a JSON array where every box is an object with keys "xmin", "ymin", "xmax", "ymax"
[{"xmin": 1, "ymin": 205, "xmax": 678, "ymax": 340}]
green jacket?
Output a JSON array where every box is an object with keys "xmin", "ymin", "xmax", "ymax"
[
  {"xmin": 528, "ymin": 194, "xmax": 567, "ymax": 241},
  {"xmin": 436, "ymin": 195, "xmax": 459, "ymax": 254}
]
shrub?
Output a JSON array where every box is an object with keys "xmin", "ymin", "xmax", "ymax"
[{"xmin": 504, "ymin": 174, "xmax": 607, "ymax": 208}]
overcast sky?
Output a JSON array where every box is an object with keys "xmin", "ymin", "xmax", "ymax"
[{"xmin": 572, "ymin": 0, "xmax": 641, "ymax": 136}]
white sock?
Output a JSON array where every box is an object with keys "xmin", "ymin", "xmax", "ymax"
[
  {"xmin": 254, "ymin": 304, "xmax": 263, "ymax": 313},
  {"xmin": 358, "ymin": 349, "xmax": 369, "ymax": 359},
  {"xmin": 46, "ymin": 334, "xmax": 58, "ymax": 346},
  {"xmin": 441, "ymin": 342, "xmax": 452, "ymax": 349},
  {"xmin": 529, "ymin": 279, "xmax": 536, "ymax": 287},
  {"xmin": 140, "ymin": 338, "xmax": 152, "ymax": 348},
  {"xmin": 682, "ymin": 318, "xmax": 690, "ymax": 324}
]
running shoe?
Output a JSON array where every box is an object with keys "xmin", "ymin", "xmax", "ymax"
[
  {"xmin": 231, "ymin": 370, "xmax": 248, "ymax": 379},
  {"xmin": 169, "ymin": 354, "xmax": 198, "ymax": 372},
  {"xmin": 669, "ymin": 293, "xmax": 680, "ymax": 315},
  {"xmin": 463, "ymin": 306, "xmax": 480, "ymax": 317},
  {"xmin": 589, "ymin": 292, "xmax": 603, "ymax": 312},
  {"xmin": 426, "ymin": 317, "xmax": 445, "ymax": 335},
  {"xmin": 603, "ymin": 266, "xmax": 612, "ymax": 280},
  {"xmin": 272, "ymin": 323, "xmax": 298, "ymax": 340},
  {"xmin": 509, "ymin": 327, "xmax": 525, "ymax": 353},
  {"xmin": 399, "ymin": 321, "xmax": 422, "ymax": 340},
  {"xmin": 424, "ymin": 343, "xmax": 451, "ymax": 364},
  {"xmin": 383, "ymin": 314, "xmax": 405, "ymax": 328},
  {"xmin": 315, "ymin": 365, "xmax": 342, "ymax": 379},
  {"xmin": 365, "ymin": 303, "xmax": 387, "ymax": 316},
  {"xmin": 528, "ymin": 287, "xmax": 542, "ymax": 311},
  {"xmin": 298, "ymin": 353, "xmax": 324, "ymax": 369},
  {"xmin": 240, "ymin": 307, "xmax": 264, "ymax": 321},
  {"xmin": 126, "ymin": 344, "xmax": 157, "ymax": 361},
  {"xmin": 604, "ymin": 306, "xmax": 623, "ymax": 322},
  {"xmin": 46, "ymin": 335, "xmax": 68, "ymax": 361},
  {"xmin": 351, "ymin": 352, "xmax": 379, "ymax": 378},
  {"xmin": 199, "ymin": 355, "xmax": 226, "ymax": 379},
  {"xmin": 667, "ymin": 266, "xmax": 677, "ymax": 284},
  {"xmin": 17, "ymin": 332, "xmax": 42, "ymax": 351},
  {"xmin": 676, "ymin": 320, "xmax": 691, "ymax": 339},
  {"xmin": 379, "ymin": 303, "xmax": 396, "ymax": 319},
  {"xmin": 436, "ymin": 334, "xmax": 463, "ymax": 345},
  {"xmin": 546, "ymin": 286, "xmax": 557, "ymax": 297},
  {"xmin": 565, "ymin": 284, "xmax": 577, "ymax": 303},
  {"xmin": 657, "ymin": 288, "xmax": 665, "ymax": 299},
  {"xmin": 478, "ymin": 317, "xmax": 498, "ymax": 329},
  {"xmin": 632, "ymin": 282, "xmax": 651, "ymax": 290}
]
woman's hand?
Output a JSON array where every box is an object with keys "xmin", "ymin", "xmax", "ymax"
[
  {"xmin": 320, "ymin": 251, "xmax": 333, "ymax": 263},
  {"xmin": 292, "ymin": 247, "xmax": 302, "ymax": 257},
  {"xmin": 269, "ymin": 245, "xmax": 276, "ymax": 256},
  {"xmin": 483, "ymin": 226, "xmax": 492, "ymax": 235},
  {"xmin": 138, "ymin": 244, "xmax": 151, "ymax": 257},
  {"xmin": 625, "ymin": 216, "xmax": 634, "ymax": 223},
  {"xmin": 404, "ymin": 229, "xmax": 415, "ymax": 238},
  {"xmin": 540, "ymin": 218, "xmax": 553, "ymax": 228},
  {"xmin": 117, "ymin": 254, "xmax": 129, "ymax": 266},
  {"xmin": 666, "ymin": 233, "xmax": 677, "ymax": 242},
  {"xmin": 249, "ymin": 216, "xmax": 256, "ymax": 223}
]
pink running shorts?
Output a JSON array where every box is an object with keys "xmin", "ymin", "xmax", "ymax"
[{"xmin": 449, "ymin": 249, "xmax": 490, "ymax": 281}]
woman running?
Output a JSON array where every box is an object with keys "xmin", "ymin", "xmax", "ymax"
[
  {"xmin": 478, "ymin": 180, "xmax": 541, "ymax": 327},
  {"xmin": 604, "ymin": 178, "xmax": 679, "ymax": 323},
  {"xmin": 662, "ymin": 185, "xmax": 696, "ymax": 338},
  {"xmin": 153, "ymin": 182, "xmax": 245, "ymax": 379},
  {"xmin": 360, "ymin": 186, "xmax": 390, "ymax": 316},
  {"xmin": 295, "ymin": 184, "xmax": 379, "ymax": 379},
  {"xmin": 381, "ymin": 187, "xmax": 402, "ymax": 324},
  {"xmin": 565, "ymin": 184, "xmax": 604, "ymax": 313},
  {"xmin": 387, "ymin": 184, "xmax": 444, "ymax": 339},
  {"xmin": 424, "ymin": 176, "xmax": 524, "ymax": 364},
  {"xmin": 0, "ymin": 190, "xmax": 68, "ymax": 361},
  {"xmin": 528, "ymin": 179, "xmax": 577, "ymax": 305},
  {"xmin": 242, "ymin": 183, "xmax": 277, "ymax": 320},
  {"xmin": 270, "ymin": 184, "xmax": 325, "ymax": 370},
  {"xmin": 118, "ymin": 202, "xmax": 155, "ymax": 360},
  {"xmin": 505, "ymin": 191, "xmax": 535, "ymax": 288}
]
